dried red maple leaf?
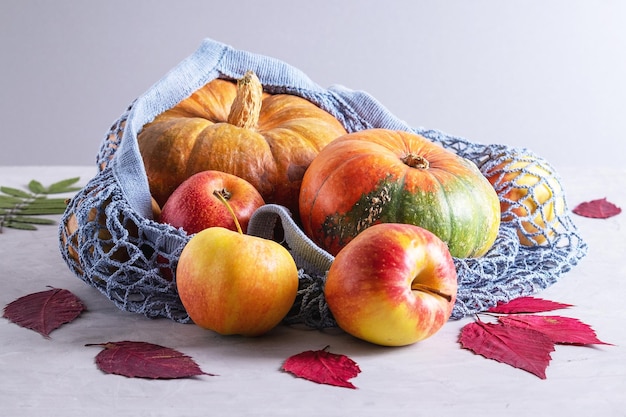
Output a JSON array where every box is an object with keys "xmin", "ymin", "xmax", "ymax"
[
  {"xmin": 282, "ymin": 346, "xmax": 361, "ymax": 389},
  {"xmin": 573, "ymin": 197, "xmax": 621, "ymax": 218},
  {"xmin": 2, "ymin": 287, "xmax": 86, "ymax": 338},
  {"xmin": 86, "ymin": 341, "xmax": 215, "ymax": 379},
  {"xmin": 488, "ymin": 296, "xmax": 572, "ymax": 314},
  {"xmin": 459, "ymin": 319, "xmax": 555, "ymax": 379},
  {"xmin": 499, "ymin": 315, "xmax": 611, "ymax": 346}
]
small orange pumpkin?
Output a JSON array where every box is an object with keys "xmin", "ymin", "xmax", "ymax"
[{"xmin": 484, "ymin": 153, "xmax": 565, "ymax": 246}]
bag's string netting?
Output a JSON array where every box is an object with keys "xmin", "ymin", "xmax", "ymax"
[{"xmin": 58, "ymin": 38, "xmax": 587, "ymax": 327}]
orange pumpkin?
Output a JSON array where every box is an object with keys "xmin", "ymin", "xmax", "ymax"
[{"xmin": 137, "ymin": 71, "xmax": 347, "ymax": 214}]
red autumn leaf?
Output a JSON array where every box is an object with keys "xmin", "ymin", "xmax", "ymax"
[
  {"xmin": 499, "ymin": 315, "xmax": 612, "ymax": 346},
  {"xmin": 573, "ymin": 197, "xmax": 621, "ymax": 218},
  {"xmin": 86, "ymin": 341, "xmax": 215, "ymax": 379},
  {"xmin": 488, "ymin": 296, "xmax": 572, "ymax": 314},
  {"xmin": 2, "ymin": 287, "xmax": 86, "ymax": 338},
  {"xmin": 282, "ymin": 346, "xmax": 361, "ymax": 389},
  {"xmin": 459, "ymin": 319, "xmax": 555, "ymax": 379}
]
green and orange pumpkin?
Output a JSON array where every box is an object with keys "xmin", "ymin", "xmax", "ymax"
[{"xmin": 299, "ymin": 129, "xmax": 501, "ymax": 258}]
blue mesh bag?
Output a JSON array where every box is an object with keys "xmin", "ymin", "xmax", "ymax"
[{"xmin": 58, "ymin": 38, "xmax": 587, "ymax": 327}]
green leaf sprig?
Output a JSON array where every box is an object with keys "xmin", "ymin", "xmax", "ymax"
[{"xmin": 0, "ymin": 177, "xmax": 81, "ymax": 232}]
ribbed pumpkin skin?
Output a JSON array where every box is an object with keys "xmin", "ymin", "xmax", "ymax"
[
  {"xmin": 299, "ymin": 129, "xmax": 501, "ymax": 258},
  {"xmin": 137, "ymin": 77, "xmax": 347, "ymax": 213}
]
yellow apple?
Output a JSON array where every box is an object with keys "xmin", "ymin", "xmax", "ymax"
[{"xmin": 176, "ymin": 227, "xmax": 299, "ymax": 336}]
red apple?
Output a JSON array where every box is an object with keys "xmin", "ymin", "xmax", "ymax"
[
  {"xmin": 324, "ymin": 223, "xmax": 457, "ymax": 346},
  {"xmin": 176, "ymin": 227, "xmax": 299, "ymax": 336},
  {"xmin": 160, "ymin": 170, "xmax": 265, "ymax": 234}
]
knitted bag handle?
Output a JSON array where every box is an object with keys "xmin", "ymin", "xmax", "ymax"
[{"xmin": 247, "ymin": 204, "xmax": 334, "ymax": 277}]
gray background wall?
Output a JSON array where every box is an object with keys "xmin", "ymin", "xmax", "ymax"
[{"xmin": 2, "ymin": 1, "xmax": 624, "ymax": 171}]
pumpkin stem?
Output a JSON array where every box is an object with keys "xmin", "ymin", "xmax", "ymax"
[
  {"xmin": 227, "ymin": 70, "xmax": 263, "ymax": 129},
  {"xmin": 402, "ymin": 153, "xmax": 430, "ymax": 169}
]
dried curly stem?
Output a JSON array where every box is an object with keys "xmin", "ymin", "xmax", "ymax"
[{"xmin": 227, "ymin": 70, "xmax": 263, "ymax": 129}]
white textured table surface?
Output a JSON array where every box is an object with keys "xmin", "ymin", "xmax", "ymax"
[{"xmin": 1, "ymin": 165, "xmax": 624, "ymax": 417}]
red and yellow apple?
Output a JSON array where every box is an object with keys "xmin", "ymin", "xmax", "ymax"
[
  {"xmin": 160, "ymin": 170, "xmax": 265, "ymax": 234},
  {"xmin": 176, "ymin": 227, "xmax": 299, "ymax": 336},
  {"xmin": 324, "ymin": 223, "xmax": 458, "ymax": 347}
]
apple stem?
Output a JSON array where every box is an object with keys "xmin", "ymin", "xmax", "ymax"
[
  {"xmin": 213, "ymin": 189, "xmax": 243, "ymax": 234},
  {"xmin": 411, "ymin": 283, "xmax": 453, "ymax": 302}
]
